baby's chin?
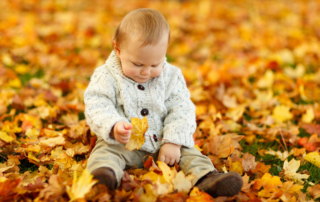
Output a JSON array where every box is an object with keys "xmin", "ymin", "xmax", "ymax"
[{"xmin": 135, "ymin": 77, "xmax": 151, "ymax": 83}]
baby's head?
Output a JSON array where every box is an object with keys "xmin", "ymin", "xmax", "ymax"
[{"xmin": 112, "ymin": 8, "xmax": 170, "ymax": 83}]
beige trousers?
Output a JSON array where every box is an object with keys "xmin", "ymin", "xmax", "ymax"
[{"xmin": 87, "ymin": 138, "xmax": 216, "ymax": 187}]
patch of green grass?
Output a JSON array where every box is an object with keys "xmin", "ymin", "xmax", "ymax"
[
  {"xmin": 75, "ymin": 154, "xmax": 87, "ymax": 162},
  {"xmin": 298, "ymin": 162, "xmax": 320, "ymax": 193},
  {"xmin": 298, "ymin": 128, "xmax": 312, "ymax": 138},
  {"xmin": 18, "ymin": 68, "xmax": 45, "ymax": 86},
  {"xmin": 78, "ymin": 111, "xmax": 85, "ymax": 121},
  {"xmin": 18, "ymin": 159, "xmax": 39, "ymax": 173},
  {"xmin": 243, "ymin": 113, "xmax": 252, "ymax": 121},
  {"xmin": 261, "ymin": 154, "xmax": 283, "ymax": 176},
  {"xmin": 240, "ymin": 138, "xmax": 280, "ymax": 161},
  {"xmin": 248, "ymin": 76, "xmax": 256, "ymax": 84}
]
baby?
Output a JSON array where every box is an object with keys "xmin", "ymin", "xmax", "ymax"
[{"xmin": 84, "ymin": 8, "xmax": 243, "ymax": 198}]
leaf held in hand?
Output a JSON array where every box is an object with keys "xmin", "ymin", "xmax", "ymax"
[{"xmin": 125, "ymin": 117, "xmax": 148, "ymax": 151}]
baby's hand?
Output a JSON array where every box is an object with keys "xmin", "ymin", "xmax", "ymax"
[
  {"xmin": 112, "ymin": 121, "xmax": 132, "ymax": 144},
  {"xmin": 158, "ymin": 143, "xmax": 181, "ymax": 166}
]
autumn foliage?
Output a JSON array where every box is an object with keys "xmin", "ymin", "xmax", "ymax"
[{"xmin": 1, "ymin": 0, "xmax": 320, "ymax": 201}]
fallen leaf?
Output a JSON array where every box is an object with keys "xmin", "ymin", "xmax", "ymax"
[
  {"xmin": 172, "ymin": 171, "xmax": 194, "ymax": 194},
  {"xmin": 308, "ymin": 184, "xmax": 320, "ymax": 199},
  {"xmin": 125, "ymin": 117, "xmax": 148, "ymax": 151},
  {"xmin": 187, "ymin": 187, "xmax": 214, "ymax": 202},
  {"xmin": 283, "ymin": 158, "xmax": 309, "ymax": 183},
  {"xmin": 304, "ymin": 151, "xmax": 320, "ymax": 168},
  {"xmin": 66, "ymin": 169, "xmax": 98, "ymax": 201},
  {"xmin": 0, "ymin": 131, "xmax": 14, "ymax": 143}
]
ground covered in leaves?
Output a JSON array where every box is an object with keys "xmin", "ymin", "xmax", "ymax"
[{"xmin": 1, "ymin": 0, "xmax": 320, "ymax": 201}]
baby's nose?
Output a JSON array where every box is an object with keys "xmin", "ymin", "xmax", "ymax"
[{"xmin": 141, "ymin": 68, "xmax": 150, "ymax": 75}]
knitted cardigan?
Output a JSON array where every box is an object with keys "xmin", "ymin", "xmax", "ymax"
[{"xmin": 84, "ymin": 51, "xmax": 196, "ymax": 153}]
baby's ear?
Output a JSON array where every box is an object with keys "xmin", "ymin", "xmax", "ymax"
[{"xmin": 113, "ymin": 41, "xmax": 121, "ymax": 56}]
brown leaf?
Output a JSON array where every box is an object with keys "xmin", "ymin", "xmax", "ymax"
[
  {"xmin": 0, "ymin": 178, "xmax": 21, "ymax": 201},
  {"xmin": 36, "ymin": 175, "xmax": 66, "ymax": 201}
]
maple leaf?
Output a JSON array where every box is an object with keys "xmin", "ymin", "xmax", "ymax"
[
  {"xmin": 140, "ymin": 183, "xmax": 158, "ymax": 202},
  {"xmin": 280, "ymin": 181, "xmax": 303, "ymax": 201},
  {"xmin": 242, "ymin": 152, "xmax": 258, "ymax": 172},
  {"xmin": 301, "ymin": 123, "xmax": 320, "ymax": 136},
  {"xmin": 125, "ymin": 117, "xmax": 148, "ymax": 151},
  {"xmin": 143, "ymin": 156, "xmax": 162, "ymax": 173},
  {"xmin": 0, "ymin": 131, "xmax": 14, "ymax": 143},
  {"xmin": 304, "ymin": 151, "xmax": 320, "ymax": 168},
  {"xmin": 186, "ymin": 187, "xmax": 214, "ymax": 202},
  {"xmin": 308, "ymin": 184, "xmax": 320, "ymax": 200},
  {"xmin": 265, "ymin": 149, "xmax": 289, "ymax": 161},
  {"xmin": 66, "ymin": 169, "xmax": 98, "ymax": 202},
  {"xmin": 172, "ymin": 171, "xmax": 194, "ymax": 194},
  {"xmin": 283, "ymin": 158, "xmax": 309, "ymax": 183},
  {"xmin": 272, "ymin": 105, "xmax": 293, "ymax": 123},
  {"xmin": 36, "ymin": 175, "xmax": 66, "ymax": 201},
  {"xmin": 241, "ymin": 173, "xmax": 255, "ymax": 193},
  {"xmin": 253, "ymin": 173, "xmax": 282, "ymax": 191},
  {"xmin": 157, "ymin": 161, "xmax": 175, "ymax": 183},
  {"xmin": 301, "ymin": 108, "xmax": 315, "ymax": 123},
  {"xmin": 0, "ymin": 178, "xmax": 21, "ymax": 201}
]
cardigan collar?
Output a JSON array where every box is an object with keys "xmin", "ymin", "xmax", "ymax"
[{"xmin": 105, "ymin": 50, "xmax": 168, "ymax": 84}]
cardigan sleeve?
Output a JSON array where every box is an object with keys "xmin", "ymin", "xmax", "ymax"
[
  {"xmin": 84, "ymin": 66, "xmax": 128, "ymax": 144},
  {"xmin": 162, "ymin": 67, "xmax": 196, "ymax": 148}
]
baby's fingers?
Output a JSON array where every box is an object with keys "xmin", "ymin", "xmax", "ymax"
[{"xmin": 169, "ymin": 158, "xmax": 175, "ymax": 166}]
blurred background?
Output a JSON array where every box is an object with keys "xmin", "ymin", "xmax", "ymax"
[{"xmin": 1, "ymin": 1, "xmax": 320, "ymax": 199}]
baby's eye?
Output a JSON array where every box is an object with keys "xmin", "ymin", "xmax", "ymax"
[
  {"xmin": 133, "ymin": 63, "xmax": 143, "ymax": 67},
  {"xmin": 151, "ymin": 64, "xmax": 159, "ymax": 67}
]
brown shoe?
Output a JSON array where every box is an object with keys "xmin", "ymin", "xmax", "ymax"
[
  {"xmin": 91, "ymin": 167, "xmax": 117, "ymax": 190},
  {"xmin": 195, "ymin": 171, "xmax": 243, "ymax": 197}
]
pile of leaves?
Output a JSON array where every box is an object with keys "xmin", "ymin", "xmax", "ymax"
[{"xmin": 1, "ymin": 0, "xmax": 320, "ymax": 201}]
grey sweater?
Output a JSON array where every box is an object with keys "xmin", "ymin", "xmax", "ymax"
[{"xmin": 84, "ymin": 51, "xmax": 196, "ymax": 153}]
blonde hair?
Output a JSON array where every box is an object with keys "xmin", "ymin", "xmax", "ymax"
[{"xmin": 112, "ymin": 8, "xmax": 170, "ymax": 49}]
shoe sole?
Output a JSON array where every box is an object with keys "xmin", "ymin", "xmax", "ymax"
[{"xmin": 198, "ymin": 172, "xmax": 243, "ymax": 197}]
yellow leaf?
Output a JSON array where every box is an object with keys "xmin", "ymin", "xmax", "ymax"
[
  {"xmin": 228, "ymin": 158, "xmax": 243, "ymax": 175},
  {"xmin": 272, "ymin": 105, "xmax": 293, "ymax": 123},
  {"xmin": 157, "ymin": 161, "xmax": 175, "ymax": 183},
  {"xmin": 125, "ymin": 117, "xmax": 148, "ymax": 151},
  {"xmin": 225, "ymin": 105, "xmax": 245, "ymax": 121},
  {"xmin": 26, "ymin": 128, "xmax": 40, "ymax": 140},
  {"xmin": 28, "ymin": 152, "xmax": 40, "ymax": 163},
  {"xmin": 40, "ymin": 134, "xmax": 65, "ymax": 147},
  {"xmin": 194, "ymin": 144, "xmax": 202, "ymax": 152},
  {"xmin": 0, "ymin": 131, "xmax": 14, "ymax": 143},
  {"xmin": 257, "ymin": 70, "xmax": 274, "ymax": 88},
  {"xmin": 66, "ymin": 169, "xmax": 98, "ymax": 202},
  {"xmin": 222, "ymin": 94, "xmax": 238, "ymax": 108},
  {"xmin": 14, "ymin": 64, "xmax": 31, "ymax": 74},
  {"xmin": 265, "ymin": 149, "xmax": 289, "ymax": 161},
  {"xmin": 172, "ymin": 171, "xmax": 194, "ymax": 194},
  {"xmin": 304, "ymin": 152, "xmax": 320, "ymax": 168},
  {"xmin": 7, "ymin": 78, "xmax": 21, "ymax": 88},
  {"xmin": 283, "ymin": 64, "xmax": 305, "ymax": 79},
  {"xmin": 140, "ymin": 184, "xmax": 157, "ymax": 202},
  {"xmin": 283, "ymin": 159, "xmax": 309, "ymax": 183},
  {"xmin": 301, "ymin": 108, "xmax": 315, "ymax": 123},
  {"xmin": 187, "ymin": 187, "xmax": 214, "ymax": 202},
  {"xmin": 253, "ymin": 173, "xmax": 282, "ymax": 190}
]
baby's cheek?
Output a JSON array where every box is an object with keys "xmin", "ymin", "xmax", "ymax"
[{"xmin": 152, "ymin": 67, "xmax": 163, "ymax": 77}]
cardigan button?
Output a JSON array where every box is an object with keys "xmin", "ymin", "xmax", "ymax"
[
  {"xmin": 153, "ymin": 134, "xmax": 158, "ymax": 142},
  {"xmin": 141, "ymin": 108, "xmax": 149, "ymax": 116},
  {"xmin": 137, "ymin": 85, "xmax": 145, "ymax": 90}
]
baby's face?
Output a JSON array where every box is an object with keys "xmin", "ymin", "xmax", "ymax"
[{"xmin": 115, "ymin": 34, "xmax": 168, "ymax": 83}]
